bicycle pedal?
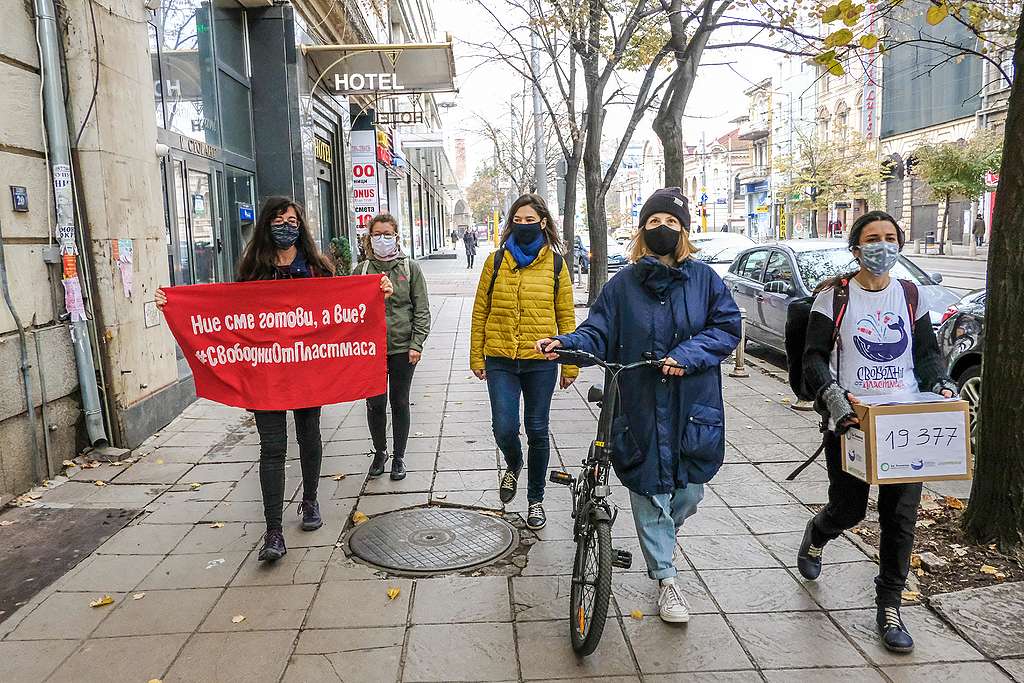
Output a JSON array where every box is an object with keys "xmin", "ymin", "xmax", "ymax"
[
  {"xmin": 611, "ymin": 549, "xmax": 632, "ymax": 569},
  {"xmin": 549, "ymin": 471, "xmax": 574, "ymax": 486}
]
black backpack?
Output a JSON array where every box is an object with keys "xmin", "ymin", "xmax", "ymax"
[
  {"xmin": 785, "ymin": 278, "xmax": 920, "ymax": 402},
  {"xmin": 486, "ymin": 247, "xmax": 564, "ymax": 305}
]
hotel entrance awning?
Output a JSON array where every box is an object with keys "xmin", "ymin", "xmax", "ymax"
[{"xmin": 301, "ymin": 40, "xmax": 457, "ymax": 95}]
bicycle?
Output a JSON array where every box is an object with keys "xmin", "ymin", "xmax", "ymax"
[{"xmin": 547, "ymin": 347, "xmax": 666, "ymax": 656}]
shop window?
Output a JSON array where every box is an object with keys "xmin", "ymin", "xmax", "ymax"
[
  {"xmin": 158, "ymin": 0, "xmax": 220, "ymax": 146},
  {"xmin": 218, "ymin": 72, "xmax": 253, "ymax": 157},
  {"xmin": 213, "ymin": 5, "xmax": 248, "ymax": 77}
]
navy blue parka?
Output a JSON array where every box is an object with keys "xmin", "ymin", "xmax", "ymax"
[{"xmin": 554, "ymin": 256, "xmax": 741, "ymax": 495}]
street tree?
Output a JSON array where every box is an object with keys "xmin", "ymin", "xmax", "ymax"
[
  {"xmin": 826, "ymin": 0, "xmax": 1023, "ymax": 551},
  {"xmin": 467, "ymin": 108, "xmax": 564, "ymax": 200},
  {"xmin": 774, "ymin": 128, "xmax": 884, "ymax": 236},
  {"xmin": 466, "ymin": 165, "xmax": 505, "ymax": 225},
  {"xmin": 914, "ymin": 132, "xmax": 1003, "ymax": 252}
]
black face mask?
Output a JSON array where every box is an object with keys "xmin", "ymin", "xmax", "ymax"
[
  {"xmin": 513, "ymin": 222, "xmax": 543, "ymax": 244},
  {"xmin": 645, "ymin": 225, "xmax": 680, "ymax": 256},
  {"xmin": 271, "ymin": 224, "xmax": 300, "ymax": 249}
]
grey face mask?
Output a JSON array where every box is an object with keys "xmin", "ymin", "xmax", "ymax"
[{"xmin": 858, "ymin": 241, "xmax": 900, "ymax": 276}]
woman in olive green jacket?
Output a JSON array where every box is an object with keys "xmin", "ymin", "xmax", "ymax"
[{"xmin": 355, "ymin": 213, "xmax": 431, "ymax": 481}]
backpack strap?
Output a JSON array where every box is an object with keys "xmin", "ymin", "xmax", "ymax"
[
  {"xmin": 898, "ymin": 279, "xmax": 919, "ymax": 331},
  {"xmin": 831, "ymin": 278, "xmax": 850, "ymax": 348},
  {"xmin": 399, "ymin": 257, "xmax": 410, "ymax": 282},
  {"xmin": 553, "ymin": 251, "xmax": 563, "ymax": 300},
  {"xmin": 357, "ymin": 260, "xmax": 371, "ymax": 275},
  {"xmin": 486, "ymin": 248, "xmax": 506, "ymax": 308}
]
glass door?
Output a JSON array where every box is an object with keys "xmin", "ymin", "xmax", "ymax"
[{"xmin": 187, "ymin": 167, "xmax": 219, "ymax": 283}]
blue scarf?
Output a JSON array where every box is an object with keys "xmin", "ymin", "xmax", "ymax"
[{"xmin": 506, "ymin": 232, "xmax": 546, "ymax": 268}]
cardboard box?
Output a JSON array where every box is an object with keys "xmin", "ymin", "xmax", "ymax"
[{"xmin": 840, "ymin": 396, "xmax": 973, "ymax": 484}]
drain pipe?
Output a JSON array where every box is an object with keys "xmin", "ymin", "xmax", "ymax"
[
  {"xmin": 34, "ymin": 0, "xmax": 108, "ymax": 446},
  {"xmin": 0, "ymin": 220, "xmax": 44, "ymax": 484}
]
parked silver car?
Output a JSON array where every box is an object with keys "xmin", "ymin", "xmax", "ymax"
[{"xmin": 722, "ymin": 240, "xmax": 959, "ymax": 354}]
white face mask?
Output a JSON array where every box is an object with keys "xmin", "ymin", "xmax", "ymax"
[{"xmin": 370, "ymin": 234, "xmax": 400, "ymax": 260}]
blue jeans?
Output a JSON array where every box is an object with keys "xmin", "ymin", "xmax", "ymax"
[
  {"xmin": 485, "ymin": 356, "xmax": 558, "ymax": 503},
  {"xmin": 629, "ymin": 484, "xmax": 705, "ymax": 580}
]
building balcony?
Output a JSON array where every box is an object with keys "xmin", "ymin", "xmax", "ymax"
[
  {"xmin": 738, "ymin": 118, "xmax": 770, "ymax": 140},
  {"xmin": 737, "ymin": 166, "xmax": 770, "ymax": 185}
]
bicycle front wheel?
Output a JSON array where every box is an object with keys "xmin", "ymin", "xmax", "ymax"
[{"xmin": 568, "ymin": 519, "xmax": 612, "ymax": 656}]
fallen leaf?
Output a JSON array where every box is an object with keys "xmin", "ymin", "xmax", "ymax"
[
  {"xmin": 944, "ymin": 496, "xmax": 965, "ymax": 510},
  {"xmin": 916, "ymin": 519, "xmax": 935, "ymax": 528},
  {"xmin": 916, "ymin": 568, "xmax": 925, "ymax": 577},
  {"xmin": 953, "ymin": 547, "xmax": 968, "ymax": 557},
  {"xmin": 89, "ymin": 595, "xmax": 115, "ymax": 608},
  {"xmin": 352, "ymin": 511, "xmax": 369, "ymax": 525},
  {"xmin": 94, "ymin": 480, "xmax": 107, "ymax": 487},
  {"xmin": 995, "ymin": 572, "xmax": 1006, "ymax": 581},
  {"xmin": 910, "ymin": 554, "xmax": 921, "ymax": 569},
  {"xmin": 630, "ymin": 609, "xmax": 643, "ymax": 620},
  {"xmin": 132, "ymin": 593, "xmax": 146, "ymax": 600},
  {"xmin": 980, "ymin": 564, "xmax": 998, "ymax": 575},
  {"xmin": 901, "ymin": 590, "xmax": 921, "ymax": 603},
  {"xmin": 333, "ymin": 473, "xmax": 346, "ymax": 481},
  {"xmin": 232, "ymin": 614, "xmax": 246, "ymax": 623},
  {"xmin": 435, "ymin": 493, "xmax": 448, "ymax": 500},
  {"xmin": 27, "ymin": 492, "xmax": 42, "ymax": 500},
  {"xmin": 148, "ymin": 679, "xmax": 163, "ymax": 683},
  {"xmin": 189, "ymin": 482, "xmax": 202, "ymax": 490},
  {"xmin": 205, "ymin": 558, "xmax": 225, "ymax": 569},
  {"xmin": 62, "ymin": 459, "xmax": 76, "ymax": 467},
  {"xmin": 209, "ymin": 522, "xmax": 225, "ymax": 529},
  {"xmin": 155, "ymin": 459, "xmax": 164, "ymax": 465},
  {"xmin": 82, "ymin": 461, "xmax": 100, "ymax": 469},
  {"xmin": 386, "ymin": 587, "xmax": 401, "ymax": 600},
  {"xmin": 414, "ymin": 431, "xmax": 425, "ymax": 437},
  {"xmin": 0, "ymin": 520, "xmax": 14, "ymax": 527},
  {"xmin": 920, "ymin": 496, "xmax": 940, "ymax": 511}
]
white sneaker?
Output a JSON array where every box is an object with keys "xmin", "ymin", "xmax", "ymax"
[{"xmin": 658, "ymin": 577, "xmax": 690, "ymax": 623}]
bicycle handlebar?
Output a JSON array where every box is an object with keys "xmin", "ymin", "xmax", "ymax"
[{"xmin": 551, "ymin": 348, "xmax": 665, "ymax": 373}]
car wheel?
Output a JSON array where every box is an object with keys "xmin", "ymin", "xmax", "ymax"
[{"xmin": 956, "ymin": 365, "xmax": 981, "ymax": 453}]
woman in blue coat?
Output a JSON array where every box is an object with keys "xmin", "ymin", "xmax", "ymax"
[{"xmin": 537, "ymin": 187, "xmax": 741, "ymax": 623}]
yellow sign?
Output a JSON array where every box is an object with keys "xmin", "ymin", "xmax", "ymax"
[
  {"xmin": 313, "ymin": 137, "xmax": 333, "ymax": 165},
  {"xmin": 779, "ymin": 208, "xmax": 787, "ymax": 239},
  {"xmin": 493, "ymin": 209, "xmax": 500, "ymax": 244}
]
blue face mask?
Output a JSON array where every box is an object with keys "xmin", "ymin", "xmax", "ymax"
[
  {"xmin": 858, "ymin": 241, "xmax": 900, "ymax": 276},
  {"xmin": 271, "ymin": 224, "xmax": 300, "ymax": 249}
]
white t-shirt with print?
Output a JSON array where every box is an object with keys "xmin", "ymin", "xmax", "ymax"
[{"xmin": 810, "ymin": 278, "xmax": 929, "ymax": 399}]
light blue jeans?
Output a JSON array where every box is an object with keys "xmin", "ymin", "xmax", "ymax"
[{"xmin": 629, "ymin": 484, "xmax": 705, "ymax": 580}]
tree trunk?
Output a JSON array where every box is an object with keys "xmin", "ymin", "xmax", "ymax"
[
  {"xmin": 939, "ymin": 193, "xmax": 950, "ymax": 255},
  {"xmin": 562, "ymin": 155, "xmax": 581, "ymax": 281},
  {"xmin": 657, "ymin": 113, "xmax": 687, "ymax": 189},
  {"xmin": 583, "ymin": 107, "xmax": 608, "ymax": 305},
  {"xmin": 963, "ymin": 16, "xmax": 1024, "ymax": 552},
  {"xmin": 810, "ymin": 207, "xmax": 819, "ymax": 239}
]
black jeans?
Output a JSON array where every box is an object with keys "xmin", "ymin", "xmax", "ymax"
[
  {"xmin": 253, "ymin": 407, "xmax": 323, "ymax": 530},
  {"xmin": 811, "ymin": 431, "xmax": 923, "ymax": 607},
  {"xmin": 366, "ymin": 352, "xmax": 417, "ymax": 458},
  {"xmin": 466, "ymin": 249, "xmax": 475, "ymax": 268}
]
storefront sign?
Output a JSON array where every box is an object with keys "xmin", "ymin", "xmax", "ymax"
[
  {"xmin": 333, "ymin": 72, "xmax": 405, "ymax": 93},
  {"xmin": 179, "ymin": 134, "xmax": 218, "ymax": 159},
  {"xmin": 350, "ymin": 129, "xmax": 379, "ymax": 233},
  {"xmin": 161, "ymin": 276, "xmax": 387, "ymax": 410},
  {"xmin": 376, "ymin": 129, "xmax": 394, "ymax": 167},
  {"xmin": 314, "ymin": 137, "xmax": 333, "ymax": 165},
  {"xmin": 238, "ymin": 203, "xmax": 254, "ymax": 223},
  {"xmin": 377, "ymin": 110, "xmax": 424, "ymax": 126}
]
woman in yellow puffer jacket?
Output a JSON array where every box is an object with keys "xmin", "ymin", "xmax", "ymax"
[{"xmin": 470, "ymin": 193, "xmax": 578, "ymax": 530}]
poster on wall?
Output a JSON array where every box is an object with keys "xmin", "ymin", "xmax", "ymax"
[{"xmin": 350, "ymin": 128, "xmax": 379, "ymax": 236}]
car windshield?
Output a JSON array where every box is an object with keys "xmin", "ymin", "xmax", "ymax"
[
  {"xmin": 795, "ymin": 248, "xmax": 929, "ymax": 291},
  {"xmin": 695, "ymin": 243, "xmax": 748, "ymax": 264}
]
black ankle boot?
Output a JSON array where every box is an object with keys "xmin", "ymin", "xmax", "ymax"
[
  {"xmin": 877, "ymin": 604, "xmax": 915, "ymax": 653},
  {"xmin": 390, "ymin": 456, "xmax": 407, "ymax": 481},
  {"xmin": 258, "ymin": 528, "xmax": 287, "ymax": 562},
  {"xmin": 368, "ymin": 451, "xmax": 388, "ymax": 477},
  {"xmin": 797, "ymin": 519, "xmax": 824, "ymax": 580},
  {"xmin": 298, "ymin": 499, "xmax": 322, "ymax": 531}
]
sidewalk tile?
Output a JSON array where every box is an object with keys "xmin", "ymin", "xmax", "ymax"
[
  {"xmin": 434, "ymin": 470, "xmax": 499, "ymax": 490},
  {"xmin": 164, "ymin": 630, "xmax": 296, "ymax": 683},
  {"xmin": 356, "ymin": 492, "xmax": 429, "ymax": 516},
  {"xmin": 322, "ymin": 549, "xmax": 385, "ymax": 582},
  {"xmin": 780, "ymin": 481, "xmax": 830, "ymax": 505},
  {"xmin": 143, "ymin": 499, "xmax": 219, "ymax": 525},
  {"xmin": 833, "ymin": 606, "xmax": 984, "ymax": 666},
  {"xmin": 79, "ymin": 483, "xmax": 170, "ymax": 508},
  {"xmin": 6, "ymin": 591, "xmax": 125, "ymax": 640},
  {"xmin": 699, "ymin": 568, "xmax": 820, "ymax": 613},
  {"xmin": 732, "ymin": 504, "xmax": 811, "ymax": 534},
  {"xmin": 59, "ymin": 554, "xmax": 162, "ymax": 592},
  {"xmin": 758, "ymin": 531, "xmax": 869, "ymax": 566},
  {"xmin": 710, "ymin": 482, "xmax": 796, "ymax": 507},
  {"xmin": 678, "ymin": 507, "xmax": 748, "ymax": 536},
  {"xmin": 174, "ymin": 521, "xmax": 262, "ymax": 554},
  {"xmin": 206, "ymin": 500, "xmax": 266, "ymax": 523},
  {"xmin": 140, "ymin": 551, "xmax": 249, "ymax": 589},
  {"xmin": 728, "ymin": 612, "xmax": 866, "ymax": 669},
  {"xmin": 95, "ymin": 523, "xmax": 190, "ymax": 555},
  {"xmin": 93, "ymin": 587, "xmax": 221, "ymax": 637},
  {"xmin": 930, "ymin": 582, "xmax": 1024, "ymax": 659},
  {"xmin": 681, "ymin": 535, "xmax": 783, "ymax": 570},
  {"xmin": 411, "ymin": 576, "xmax": 511, "ymax": 624},
  {"xmin": 801, "ymin": 561, "xmax": 879, "ymax": 609},
  {"xmin": 149, "ymin": 445, "xmax": 212, "ymax": 464},
  {"xmin": 512, "ymin": 575, "xmax": 576, "ymax": 622},
  {"xmin": 521, "ymin": 540, "xmax": 576, "ymax": 576},
  {"xmin": 66, "ymin": 463, "xmax": 130, "ymax": 482},
  {"xmin": 881, "ymin": 662, "xmax": 1012, "ymax": 682},
  {"xmin": 518, "ymin": 619, "xmax": 637, "ymax": 680},
  {"xmin": 735, "ymin": 442, "xmax": 806, "ymax": 463},
  {"xmin": 115, "ymin": 461, "xmax": 194, "ymax": 485},
  {"xmin": 283, "ymin": 649, "xmax": 400, "ymax": 683},
  {"xmin": 437, "ymin": 451, "xmax": 498, "ymax": 471},
  {"xmin": 47, "ymin": 634, "xmax": 188, "ymax": 683},
  {"xmin": 306, "ymin": 579, "xmax": 412, "ymax": 628},
  {"xmin": 764, "ymin": 668, "xmax": 885, "ymax": 682},
  {"xmin": 647, "ymin": 673, "xmax": 761, "ymax": 683},
  {"xmin": 364, "ymin": 471, "xmax": 433, "ymax": 494},
  {"xmin": 280, "ymin": 500, "xmax": 351, "ymax": 548},
  {"xmin": 186, "ymin": 462, "xmax": 255, "ymax": 483},
  {"xmin": 293, "ymin": 625, "xmax": 404, "ymax": 653},
  {"xmin": 759, "ymin": 461, "xmax": 829, "ymax": 482},
  {"xmin": 613, "ymin": 571, "xmax": 716, "ymax": 616},
  {"xmin": 433, "ymin": 489, "xmax": 502, "ymax": 509},
  {"xmin": 231, "ymin": 547, "xmax": 331, "ymax": 586},
  {"xmin": 0, "ymin": 640, "xmax": 79, "ymax": 683},
  {"xmin": 169, "ymin": 481, "xmax": 235, "ymax": 501},
  {"xmin": 998, "ymin": 659, "xmax": 1024, "ymax": 682},
  {"xmin": 624, "ymin": 613, "xmax": 753, "ymax": 674},
  {"xmin": 200, "ymin": 584, "xmax": 315, "ymax": 631},
  {"xmin": 712, "ymin": 464, "xmax": 774, "ymax": 485},
  {"xmin": 404, "ymin": 623, "xmax": 518, "ymax": 682}
]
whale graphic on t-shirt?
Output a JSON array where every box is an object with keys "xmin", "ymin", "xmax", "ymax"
[{"xmin": 853, "ymin": 316, "xmax": 908, "ymax": 363}]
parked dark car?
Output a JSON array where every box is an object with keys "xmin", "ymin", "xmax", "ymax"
[
  {"xmin": 573, "ymin": 234, "xmax": 628, "ymax": 275},
  {"xmin": 722, "ymin": 239, "xmax": 959, "ymax": 354},
  {"xmin": 937, "ymin": 288, "xmax": 985, "ymax": 446}
]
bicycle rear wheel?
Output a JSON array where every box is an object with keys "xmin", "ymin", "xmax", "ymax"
[{"xmin": 568, "ymin": 519, "xmax": 612, "ymax": 656}]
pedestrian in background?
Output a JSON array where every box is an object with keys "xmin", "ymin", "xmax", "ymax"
[
  {"xmin": 798, "ymin": 210, "xmax": 956, "ymax": 653},
  {"xmin": 355, "ymin": 213, "xmax": 431, "ymax": 481},
  {"xmin": 451, "ymin": 228, "xmax": 459, "ymax": 248},
  {"xmin": 463, "ymin": 228, "xmax": 478, "ymax": 269},
  {"xmin": 973, "ymin": 213, "xmax": 986, "ymax": 247},
  {"xmin": 536, "ymin": 187, "xmax": 741, "ymax": 623},
  {"xmin": 470, "ymin": 193, "xmax": 577, "ymax": 530},
  {"xmin": 156, "ymin": 196, "xmax": 394, "ymax": 563}
]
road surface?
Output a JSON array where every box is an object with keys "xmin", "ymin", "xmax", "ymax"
[{"xmin": 908, "ymin": 255, "xmax": 988, "ymax": 296}]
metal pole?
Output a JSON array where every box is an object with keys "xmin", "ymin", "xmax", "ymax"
[
  {"xmin": 729, "ymin": 308, "xmax": 750, "ymax": 378},
  {"xmin": 531, "ymin": 32, "xmax": 547, "ymax": 203},
  {"xmin": 34, "ymin": 0, "xmax": 108, "ymax": 446}
]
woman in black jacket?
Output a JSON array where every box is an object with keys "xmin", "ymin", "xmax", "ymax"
[
  {"xmin": 157, "ymin": 196, "xmax": 393, "ymax": 563},
  {"xmin": 798, "ymin": 210, "xmax": 956, "ymax": 654}
]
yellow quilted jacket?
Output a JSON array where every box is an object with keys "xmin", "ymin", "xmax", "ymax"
[{"xmin": 470, "ymin": 246, "xmax": 578, "ymax": 377}]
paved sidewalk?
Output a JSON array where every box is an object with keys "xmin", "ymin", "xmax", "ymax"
[{"xmin": 0, "ymin": 257, "xmax": 1018, "ymax": 682}]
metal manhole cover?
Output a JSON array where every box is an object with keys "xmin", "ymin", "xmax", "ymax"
[{"xmin": 347, "ymin": 508, "xmax": 517, "ymax": 574}]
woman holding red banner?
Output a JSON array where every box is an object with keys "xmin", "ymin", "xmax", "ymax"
[
  {"xmin": 470, "ymin": 193, "xmax": 577, "ymax": 531},
  {"xmin": 354, "ymin": 213, "xmax": 431, "ymax": 482},
  {"xmin": 157, "ymin": 196, "xmax": 394, "ymax": 563}
]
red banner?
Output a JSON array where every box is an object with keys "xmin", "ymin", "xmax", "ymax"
[{"xmin": 162, "ymin": 276, "xmax": 387, "ymax": 411}]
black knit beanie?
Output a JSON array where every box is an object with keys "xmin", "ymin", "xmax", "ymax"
[{"xmin": 638, "ymin": 187, "xmax": 691, "ymax": 232}]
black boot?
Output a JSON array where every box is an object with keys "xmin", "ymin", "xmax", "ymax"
[
  {"xmin": 298, "ymin": 499, "xmax": 322, "ymax": 531},
  {"xmin": 258, "ymin": 528, "xmax": 287, "ymax": 562},
  {"xmin": 797, "ymin": 518, "xmax": 824, "ymax": 580},
  {"xmin": 369, "ymin": 451, "xmax": 388, "ymax": 478},
  {"xmin": 877, "ymin": 605, "xmax": 915, "ymax": 653},
  {"xmin": 390, "ymin": 456, "xmax": 407, "ymax": 481}
]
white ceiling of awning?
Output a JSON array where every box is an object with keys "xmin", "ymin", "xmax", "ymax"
[{"xmin": 301, "ymin": 42, "xmax": 457, "ymax": 95}]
